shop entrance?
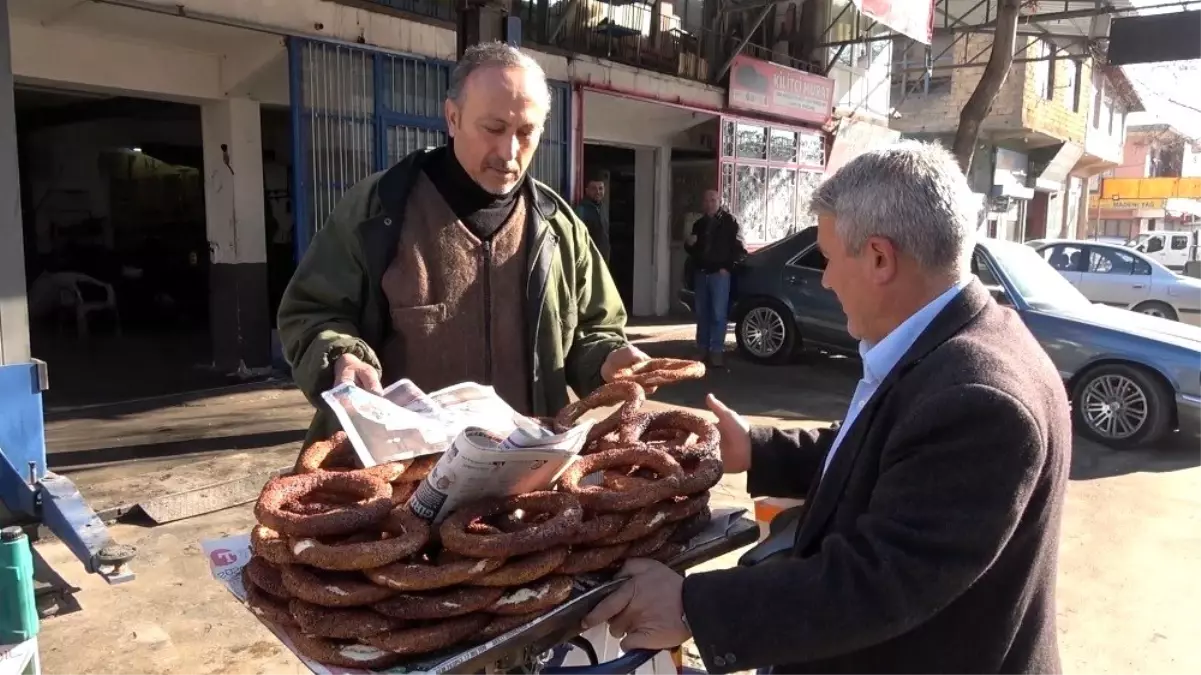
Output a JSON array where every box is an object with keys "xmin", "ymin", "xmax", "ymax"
[
  {"xmin": 15, "ymin": 87, "xmax": 296, "ymax": 409},
  {"xmin": 581, "ymin": 144, "xmax": 637, "ymax": 308}
]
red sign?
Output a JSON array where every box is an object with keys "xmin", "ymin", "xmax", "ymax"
[
  {"xmin": 727, "ymin": 54, "xmax": 835, "ymax": 126},
  {"xmin": 854, "ymin": 0, "xmax": 935, "ymax": 44}
]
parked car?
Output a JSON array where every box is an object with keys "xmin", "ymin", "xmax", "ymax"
[
  {"xmin": 1032, "ymin": 239, "xmax": 1201, "ymax": 324},
  {"xmin": 678, "ymin": 227, "xmax": 1201, "ymax": 449},
  {"xmin": 1127, "ymin": 230, "xmax": 1199, "ymax": 271}
]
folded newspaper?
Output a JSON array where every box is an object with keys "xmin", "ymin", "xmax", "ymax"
[{"xmin": 321, "ymin": 379, "xmax": 596, "ymax": 524}]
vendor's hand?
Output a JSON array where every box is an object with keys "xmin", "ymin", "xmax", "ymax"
[
  {"xmin": 581, "ymin": 558, "xmax": 690, "ymax": 651},
  {"xmin": 706, "ymin": 394, "xmax": 751, "ymax": 473},
  {"xmin": 333, "ymin": 353, "xmax": 383, "ymax": 395},
  {"xmin": 602, "ymin": 344, "xmax": 655, "ymax": 393},
  {"xmin": 717, "ymin": 268, "xmax": 730, "ymax": 276},
  {"xmin": 685, "ymin": 234, "xmax": 697, "ymax": 246}
]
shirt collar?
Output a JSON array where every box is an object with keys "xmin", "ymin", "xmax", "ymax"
[{"xmin": 858, "ymin": 277, "xmax": 972, "ymax": 384}]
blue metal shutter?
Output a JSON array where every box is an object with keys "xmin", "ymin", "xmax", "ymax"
[
  {"xmin": 289, "ymin": 37, "xmax": 572, "ymax": 260},
  {"xmin": 527, "ymin": 82, "xmax": 571, "ymax": 200}
]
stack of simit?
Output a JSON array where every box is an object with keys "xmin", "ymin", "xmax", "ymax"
[{"xmin": 240, "ymin": 358, "xmax": 720, "ymax": 670}]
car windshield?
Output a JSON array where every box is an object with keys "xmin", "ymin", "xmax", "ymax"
[{"xmin": 984, "ymin": 240, "xmax": 1093, "ymax": 312}]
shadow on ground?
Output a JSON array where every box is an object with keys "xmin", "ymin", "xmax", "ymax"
[{"xmin": 1071, "ymin": 432, "xmax": 1200, "ymax": 480}]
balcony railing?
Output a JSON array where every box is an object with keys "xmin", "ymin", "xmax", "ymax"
[
  {"xmin": 516, "ymin": 0, "xmax": 717, "ymax": 82},
  {"xmin": 345, "ymin": 0, "xmax": 818, "ymax": 86}
]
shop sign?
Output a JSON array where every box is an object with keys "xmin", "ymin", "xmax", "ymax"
[
  {"xmin": 728, "ymin": 54, "xmax": 835, "ymax": 126},
  {"xmin": 1088, "ymin": 195, "xmax": 1167, "ymax": 210},
  {"xmin": 853, "ymin": 0, "xmax": 936, "ymax": 44}
]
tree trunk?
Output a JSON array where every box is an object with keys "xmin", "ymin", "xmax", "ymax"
[{"xmin": 951, "ymin": 0, "xmax": 1024, "ymax": 173}]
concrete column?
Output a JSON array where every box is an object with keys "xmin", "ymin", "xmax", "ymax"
[
  {"xmin": 632, "ymin": 147, "xmax": 656, "ymax": 317},
  {"xmin": 0, "ymin": 1, "xmax": 30, "ymax": 365},
  {"xmin": 652, "ymin": 144, "xmax": 673, "ymax": 316},
  {"xmin": 201, "ymin": 97, "xmax": 270, "ymax": 372}
]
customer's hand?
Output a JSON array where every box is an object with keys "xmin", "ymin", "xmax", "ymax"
[
  {"xmin": 686, "ymin": 234, "xmax": 697, "ymax": 246},
  {"xmin": 581, "ymin": 558, "xmax": 690, "ymax": 651},
  {"xmin": 333, "ymin": 353, "xmax": 383, "ymax": 394},
  {"xmin": 706, "ymin": 394, "xmax": 751, "ymax": 473},
  {"xmin": 602, "ymin": 344, "xmax": 649, "ymax": 380},
  {"xmin": 717, "ymin": 268, "xmax": 730, "ymax": 276}
]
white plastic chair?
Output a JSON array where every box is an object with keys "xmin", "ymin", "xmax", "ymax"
[{"xmin": 50, "ymin": 271, "xmax": 121, "ymax": 341}]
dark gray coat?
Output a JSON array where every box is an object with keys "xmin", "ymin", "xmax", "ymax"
[{"xmin": 682, "ymin": 281, "xmax": 1071, "ymax": 674}]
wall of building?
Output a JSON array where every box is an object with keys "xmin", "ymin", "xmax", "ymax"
[
  {"xmin": 1083, "ymin": 69, "xmax": 1127, "ymax": 165},
  {"xmin": 1019, "ymin": 37, "xmax": 1089, "ymax": 145},
  {"xmin": 1113, "ymin": 136, "xmax": 1151, "ymax": 178},
  {"xmin": 891, "ymin": 34, "xmax": 1025, "ymax": 136}
]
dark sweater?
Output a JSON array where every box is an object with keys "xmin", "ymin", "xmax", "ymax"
[{"xmin": 422, "ymin": 144, "xmax": 519, "ymax": 241}]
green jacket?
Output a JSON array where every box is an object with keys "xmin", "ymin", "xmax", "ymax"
[{"xmin": 278, "ymin": 148, "xmax": 630, "ymax": 447}]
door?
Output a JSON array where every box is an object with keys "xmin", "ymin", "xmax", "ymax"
[
  {"xmin": 1140, "ymin": 233, "xmax": 1167, "ymax": 266},
  {"xmin": 782, "ymin": 240, "xmax": 851, "ymax": 348},
  {"xmin": 1169, "ymin": 233, "xmax": 1191, "ymax": 268},
  {"xmin": 1037, "ymin": 243, "xmax": 1087, "ymax": 286},
  {"xmin": 1079, "ymin": 246, "xmax": 1153, "ymax": 308}
]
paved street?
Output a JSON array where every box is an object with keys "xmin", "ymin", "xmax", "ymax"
[{"xmin": 31, "ymin": 323, "xmax": 1201, "ymax": 674}]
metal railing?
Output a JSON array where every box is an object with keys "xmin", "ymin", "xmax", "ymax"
[
  {"xmin": 515, "ymin": 0, "xmax": 716, "ymax": 82},
  {"xmin": 346, "ymin": 0, "xmax": 817, "ymax": 86}
]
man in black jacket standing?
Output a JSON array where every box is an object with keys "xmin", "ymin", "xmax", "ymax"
[
  {"xmin": 685, "ymin": 190, "xmax": 746, "ymax": 367},
  {"xmin": 582, "ymin": 142, "xmax": 1071, "ymax": 674},
  {"xmin": 575, "ymin": 177, "xmax": 611, "ymax": 263}
]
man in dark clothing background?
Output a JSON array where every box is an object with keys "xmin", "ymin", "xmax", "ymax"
[
  {"xmin": 277, "ymin": 41, "xmax": 650, "ymax": 449},
  {"xmin": 575, "ymin": 177, "xmax": 610, "ymax": 263},
  {"xmin": 684, "ymin": 189, "xmax": 747, "ymax": 367}
]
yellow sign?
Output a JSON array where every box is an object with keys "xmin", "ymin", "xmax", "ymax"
[
  {"xmin": 1100, "ymin": 177, "xmax": 1201, "ymax": 200},
  {"xmin": 1088, "ymin": 195, "xmax": 1167, "ymax": 210}
]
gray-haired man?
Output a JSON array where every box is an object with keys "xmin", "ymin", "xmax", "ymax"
[
  {"xmin": 278, "ymin": 41, "xmax": 650, "ymax": 450},
  {"xmin": 583, "ymin": 141, "xmax": 1071, "ymax": 674}
]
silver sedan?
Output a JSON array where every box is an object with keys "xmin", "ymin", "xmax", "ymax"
[{"xmin": 1033, "ymin": 239, "xmax": 1201, "ymax": 325}]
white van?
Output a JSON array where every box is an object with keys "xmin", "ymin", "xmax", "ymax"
[{"xmin": 1128, "ymin": 231, "xmax": 1199, "ymax": 271}]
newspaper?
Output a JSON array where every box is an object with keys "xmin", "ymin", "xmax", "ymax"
[
  {"xmin": 407, "ymin": 422, "xmax": 592, "ymax": 525},
  {"xmin": 321, "ymin": 378, "xmax": 595, "ymax": 524},
  {"xmin": 321, "ymin": 378, "xmax": 551, "ymax": 467}
]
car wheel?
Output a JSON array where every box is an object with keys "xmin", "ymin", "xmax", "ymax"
[
  {"xmin": 1132, "ymin": 300, "xmax": 1178, "ymax": 322},
  {"xmin": 1071, "ymin": 363, "xmax": 1173, "ymax": 449},
  {"xmin": 735, "ymin": 300, "xmax": 796, "ymax": 365}
]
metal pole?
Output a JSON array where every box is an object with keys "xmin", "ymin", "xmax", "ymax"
[{"xmin": 0, "ymin": 0, "xmax": 31, "ymax": 365}]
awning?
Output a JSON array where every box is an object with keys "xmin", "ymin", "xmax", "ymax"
[
  {"xmin": 853, "ymin": 0, "xmax": 935, "ymax": 44},
  {"xmin": 1028, "ymin": 142, "xmax": 1084, "ymax": 192}
]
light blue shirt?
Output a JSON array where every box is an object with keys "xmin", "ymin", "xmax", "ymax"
[{"xmin": 820, "ymin": 278, "xmax": 973, "ymax": 477}]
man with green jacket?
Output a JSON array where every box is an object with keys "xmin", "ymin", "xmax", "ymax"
[{"xmin": 277, "ymin": 41, "xmax": 648, "ymax": 447}]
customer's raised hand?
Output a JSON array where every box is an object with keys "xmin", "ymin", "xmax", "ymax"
[
  {"xmin": 333, "ymin": 353, "xmax": 383, "ymax": 395},
  {"xmin": 706, "ymin": 394, "xmax": 751, "ymax": 473}
]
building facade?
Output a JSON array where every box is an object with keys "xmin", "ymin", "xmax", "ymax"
[
  {"xmin": 2, "ymin": 0, "xmax": 898, "ymax": 403},
  {"xmin": 892, "ymin": 29, "xmax": 1101, "ymax": 243},
  {"xmin": 1089, "ymin": 123, "xmax": 1201, "ymax": 240}
]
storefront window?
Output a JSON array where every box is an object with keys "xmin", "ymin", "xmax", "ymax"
[
  {"xmin": 719, "ymin": 116, "xmax": 826, "ymax": 245},
  {"xmin": 767, "ymin": 168, "xmax": 797, "ymax": 242},
  {"xmin": 735, "ymin": 165, "xmax": 766, "ymax": 230},
  {"xmin": 798, "ymin": 133, "xmax": 825, "ymax": 166},
  {"xmin": 736, "ymin": 123, "xmax": 767, "ymax": 159},
  {"xmin": 769, "ymin": 129, "xmax": 798, "ymax": 162},
  {"xmin": 721, "ymin": 162, "xmax": 735, "ymax": 209}
]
